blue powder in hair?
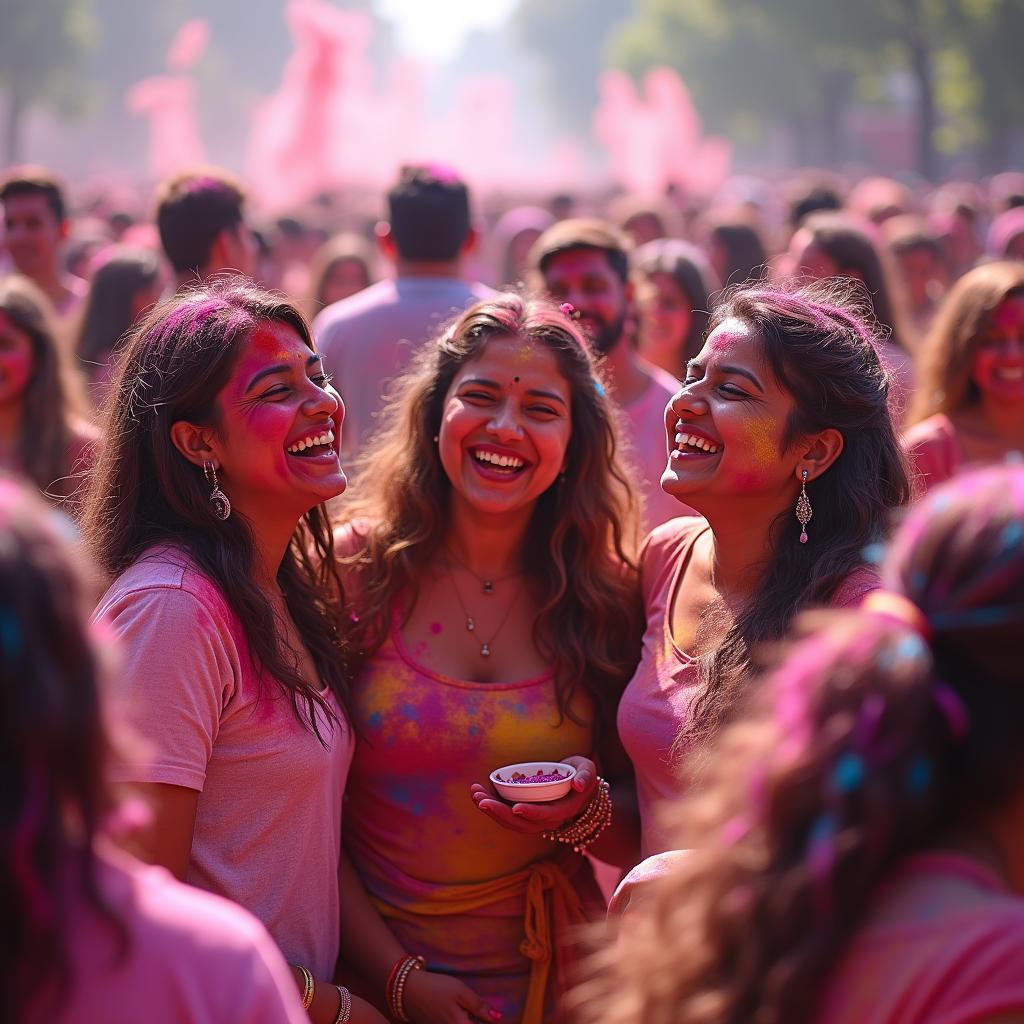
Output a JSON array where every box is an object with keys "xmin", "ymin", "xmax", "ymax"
[
  {"xmin": 833, "ymin": 753, "xmax": 864, "ymax": 793},
  {"xmin": 1001, "ymin": 521, "xmax": 1023, "ymax": 551},
  {"xmin": 0, "ymin": 609, "xmax": 20, "ymax": 658}
]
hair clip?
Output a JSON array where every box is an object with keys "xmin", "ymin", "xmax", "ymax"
[{"xmin": 559, "ymin": 302, "xmax": 581, "ymax": 321}]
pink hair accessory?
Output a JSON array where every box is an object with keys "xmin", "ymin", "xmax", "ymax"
[
  {"xmin": 862, "ymin": 590, "xmax": 933, "ymax": 640},
  {"xmin": 559, "ymin": 302, "xmax": 580, "ymax": 321}
]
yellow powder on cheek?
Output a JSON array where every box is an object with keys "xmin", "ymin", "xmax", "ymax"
[{"xmin": 745, "ymin": 417, "xmax": 780, "ymax": 468}]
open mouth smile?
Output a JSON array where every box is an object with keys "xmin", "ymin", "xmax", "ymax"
[
  {"xmin": 469, "ymin": 445, "xmax": 530, "ymax": 478},
  {"xmin": 286, "ymin": 425, "xmax": 337, "ymax": 460},
  {"xmin": 669, "ymin": 424, "xmax": 722, "ymax": 460}
]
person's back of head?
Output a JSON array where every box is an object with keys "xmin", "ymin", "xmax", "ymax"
[
  {"xmin": 384, "ymin": 164, "xmax": 472, "ymax": 266},
  {"xmin": 154, "ymin": 168, "xmax": 250, "ymax": 280},
  {"xmin": 786, "ymin": 173, "xmax": 844, "ymax": 232},
  {"xmin": 0, "ymin": 477, "xmax": 115, "ymax": 1019}
]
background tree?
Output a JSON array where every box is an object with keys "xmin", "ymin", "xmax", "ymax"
[{"xmin": 0, "ymin": 0, "xmax": 96, "ymax": 164}]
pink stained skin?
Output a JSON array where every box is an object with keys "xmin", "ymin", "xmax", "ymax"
[
  {"xmin": 541, "ymin": 249, "xmax": 629, "ymax": 355},
  {"xmin": 437, "ymin": 334, "xmax": 572, "ymax": 523},
  {"xmin": 971, "ymin": 295, "xmax": 1024, "ymax": 404},
  {"xmin": 0, "ymin": 312, "xmax": 35, "ymax": 406},
  {"xmin": 429, "ymin": 621, "xmax": 443, "ymax": 635},
  {"xmin": 202, "ymin": 322, "xmax": 347, "ymax": 534},
  {"xmin": 661, "ymin": 319, "xmax": 809, "ymax": 519}
]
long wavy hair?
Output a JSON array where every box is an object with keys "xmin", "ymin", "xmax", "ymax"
[
  {"xmin": 80, "ymin": 278, "xmax": 350, "ymax": 736},
  {"xmin": 1, "ymin": 478, "xmax": 127, "ymax": 1018},
  {"xmin": 340, "ymin": 293, "xmax": 642, "ymax": 736},
  {"xmin": 573, "ymin": 465, "xmax": 1024, "ymax": 1024},
  {"xmin": 0, "ymin": 275, "xmax": 84, "ymax": 498},
  {"xmin": 909, "ymin": 260, "xmax": 1024, "ymax": 424},
  {"xmin": 684, "ymin": 282, "xmax": 911, "ymax": 746}
]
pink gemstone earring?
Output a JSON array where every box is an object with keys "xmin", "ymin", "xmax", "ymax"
[{"xmin": 796, "ymin": 469, "xmax": 812, "ymax": 544}]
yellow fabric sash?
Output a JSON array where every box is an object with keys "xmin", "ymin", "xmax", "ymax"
[{"xmin": 372, "ymin": 859, "xmax": 586, "ymax": 1024}]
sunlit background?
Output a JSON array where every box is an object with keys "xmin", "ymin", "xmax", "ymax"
[{"xmin": 2, "ymin": 0, "xmax": 1022, "ymax": 208}]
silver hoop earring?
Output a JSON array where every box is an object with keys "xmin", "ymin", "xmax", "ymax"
[
  {"xmin": 204, "ymin": 461, "xmax": 231, "ymax": 521},
  {"xmin": 795, "ymin": 469, "xmax": 812, "ymax": 544}
]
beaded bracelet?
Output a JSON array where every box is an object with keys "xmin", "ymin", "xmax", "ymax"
[
  {"xmin": 542, "ymin": 777, "xmax": 612, "ymax": 854},
  {"xmin": 332, "ymin": 985, "xmax": 352, "ymax": 1024},
  {"xmin": 386, "ymin": 954, "xmax": 426, "ymax": 1022},
  {"xmin": 296, "ymin": 965, "xmax": 315, "ymax": 1010}
]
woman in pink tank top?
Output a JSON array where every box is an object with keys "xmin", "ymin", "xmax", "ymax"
[
  {"xmin": 578, "ymin": 465, "xmax": 1024, "ymax": 1024},
  {"xmin": 332, "ymin": 294, "xmax": 644, "ymax": 1024},
  {"xmin": 905, "ymin": 261, "xmax": 1024, "ymax": 496},
  {"xmin": 618, "ymin": 282, "xmax": 911, "ymax": 855},
  {"xmin": 3, "ymin": 480, "xmax": 307, "ymax": 1024}
]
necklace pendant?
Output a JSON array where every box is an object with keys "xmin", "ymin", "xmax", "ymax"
[
  {"xmin": 480, "ymin": 642, "xmax": 491, "ymax": 657},
  {"xmin": 466, "ymin": 616, "xmax": 475, "ymax": 632},
  {"xmin": 483, "ymin": 580, "xmax": 494, "ymax": 595}
]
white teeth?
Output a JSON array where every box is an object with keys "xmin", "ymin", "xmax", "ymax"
[
  {"xmin": 287, "ymin": 429, "xmax": 335, "ymax": 454},
  {"xmin": 473, "ymin": 449, "xmax": 525, "ymax": 469},
  {"xmin": 674, "ymin": 430, "xmax": 719, "ymax": 455}
]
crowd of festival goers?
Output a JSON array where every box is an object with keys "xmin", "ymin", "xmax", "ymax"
[{"xmin": 4, "ymin": 158, "xmax": 1024, "ymax": 1024}]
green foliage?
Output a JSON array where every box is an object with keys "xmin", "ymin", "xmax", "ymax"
[
  {"xmin": 605, "ymin": 0, "xmax": 1023, "ymax": 173},
  {"xmin": 514, "ymin": 0, "xmax": 633, "ymax": 131},
  {"xmin": 0, "ymin": 0, "xmax": 97, "ymax": 117}
]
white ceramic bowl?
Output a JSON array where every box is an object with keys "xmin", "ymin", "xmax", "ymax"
[{"xmin": 489, "ymin": 761, "xmax": 577, "ymax": 803}]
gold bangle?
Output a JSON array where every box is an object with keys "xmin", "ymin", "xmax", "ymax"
[
  {"xmin": 296, "ymin": 964, "xmax": 315, "ymax": 1010},
  {"xmin": 542, "ymin": 777, "xmax": 612, "ymax": 854}
]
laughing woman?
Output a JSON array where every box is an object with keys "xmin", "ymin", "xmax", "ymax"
[
  {"xmin": 82, "ymin": 281, "xmax": 384, "ymax": 1024},
  {"xmin": 333, "ymin": 294, "xmax": 643, "ymax": 1023},
  {"xmin": 619, "ymin": 282, "xmax": 910, "ymax": 857}
]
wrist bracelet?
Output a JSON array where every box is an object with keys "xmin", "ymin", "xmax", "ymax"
[
  {"xmin": 332, "ymin": 985, "xmax": 352, "ymax": 1023},
  {"xmin": 542, "ymin": 777, "xmax": 612, "ymax": 854},
  {"xmin": 386, "ymin": 954, "xmax": 425, "ymax": 1022},
  {"xmin": 296, "ymin": 964, "xmax": 315, "ymax": 1010}
]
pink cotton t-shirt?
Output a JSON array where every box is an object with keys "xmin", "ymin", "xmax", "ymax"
[
  {"xmin": 617, "ymin": 518, "xmax": 880, "ymax": 856},
  {"xmin": 96, "ymin": 546, "xmax": 353, "ymax": 979},
  {"xmin": 620, "ymin": 363, "xmax": 696, "ymax": 532},
  {"xmin": 905, "ymin": 413, "xmax": 961, "ymax": 497},
  {"xmin": 26, "ymin": 849, "xmax": 307, "ymax": 1024},
  {"xmin": 817, "ymin": 852, "xmax": 1024, "ymax": 1024}
]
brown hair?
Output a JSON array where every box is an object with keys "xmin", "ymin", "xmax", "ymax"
[
  {"xmin": 0, "ymin": 275, "xmax": 87, "ymax": 500},
  {"xmin": 303, "ymin": 232, "xmax": 375, "ymax": 319},
  {"xmin": 683, "ymin": 282, "xmax": 910, "ymax": 746},
  {"xmin": 573, "ymin": 465, "xmax": 1024, "ymax": 1024},
  {"xmin": 154, "ymin": 168, "xmax": 246, "ymax": 275},
  {"xmin": 81, "ymin": 278, "xmax": 349, "ymax": 736},
  {"xmin": 798, "ymin": 213, "xmax": 916, "ymax": 353},
  {"xmin": 529, "ymin": 218, "xmax": 633, "ymax": 285},
  {"xmin": 910, "ymin": 261, "xmax": 1024, "ymax": 424},
  {"xmin": 339, "ymin": 293, "xmax": 642, "ymax": 735},
  {"xmin": 0, "ymin": 165, "xmax": 67, "ymax": 222}
]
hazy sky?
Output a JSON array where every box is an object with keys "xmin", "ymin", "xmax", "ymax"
[{"xmin": 376, "ymin": 0, "xmax": 518, "ymax": 60}]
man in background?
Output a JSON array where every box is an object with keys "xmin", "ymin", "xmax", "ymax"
[
  {"xmin": 1, "ymin": 166, "xmax": 87, "ymax": 318},
  {"xmin": 531, "ymin": 218, "xmax": 689, "ymax": 532},
  {"xmin": 314, "ymin": 164, "xmax": 491, "ymax": 458}
]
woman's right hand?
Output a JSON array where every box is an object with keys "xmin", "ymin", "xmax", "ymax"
[{"xmin": 402, "ymin": 968, "xmax": 502, "ymax": 1023}]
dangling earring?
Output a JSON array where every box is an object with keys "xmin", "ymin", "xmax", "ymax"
[
  {"xmin": 795, "ymin": 469, "xmax": 812, "ymax": 544},
  {"xmin": 204, "ymin": 461, "xmax": 231, "ymax": 521}
]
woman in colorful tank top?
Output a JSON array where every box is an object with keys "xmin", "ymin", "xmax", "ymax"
[{"xmin": 333, "ymin": 293, "xmax": 643, "ymax": 1023}]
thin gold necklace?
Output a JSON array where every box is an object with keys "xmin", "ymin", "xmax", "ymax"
[
  {"xmin": 443, "ymin": 560, "xmax": 525, "ymax": 657},
  {"xmin": 444, "ymin": 545, "xmax": 523, "ymax": 596}
]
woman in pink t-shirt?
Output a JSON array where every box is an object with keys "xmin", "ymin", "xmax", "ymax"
[
  {"xmin": 618, "ymin": 283, "xmax": 910, "ymax": 855},
  {"xmin": 905, "ymin": 261, "xmax": 1024, "ymax": 496},
  {"xmin": 82, "ymin": 281, "xmax": 385, "ymax": 1024},
  {"xmin": 577, "ymin": 464, "xmax": 1024, "ymax": 1024},
  {"xmin": 1, "ymin": 479, "xmax": 306, "ymax": 1024}
]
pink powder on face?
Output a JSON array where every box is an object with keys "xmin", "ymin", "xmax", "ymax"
[{"xmin": 429, "ymin": 621, "xmax": 443, "ymax": 635}]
